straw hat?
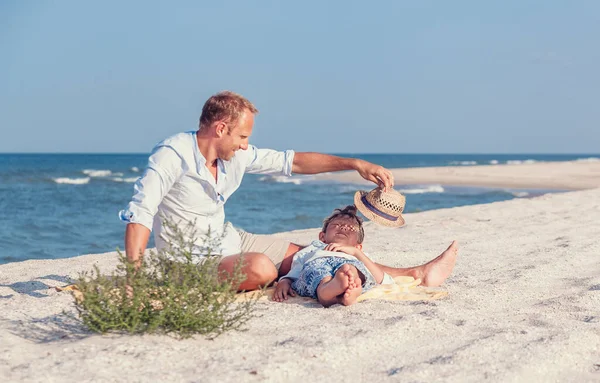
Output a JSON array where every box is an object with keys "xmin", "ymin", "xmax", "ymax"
[{"xmin": 354, "ymin": 187, "xmax": 406, "ymax": 227}]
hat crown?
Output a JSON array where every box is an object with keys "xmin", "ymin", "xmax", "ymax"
[
  {"xmin": 354, "ymin": 187, "xmax": 406, "ymax": 227},
  {"xmin": 365, "ymin": 188, "xmax": 405, "ymax": 216}
]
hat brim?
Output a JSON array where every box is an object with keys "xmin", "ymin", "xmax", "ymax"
[{"xmin": 354, "ymin": 191, "xmax": 405, "ymax": 228}]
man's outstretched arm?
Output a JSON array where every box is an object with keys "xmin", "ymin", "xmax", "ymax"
[
  {"xmin": 292, "ymin": 152, "xmax": 394, "ymax": 190},
  {"xmin": 125, "ymin": 223, "xmax": 151, "ymax": 267}
]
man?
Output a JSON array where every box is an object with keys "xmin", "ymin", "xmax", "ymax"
[{"xmin": 121, "ymin": 91, "xmax": 457, "ymax": 291}]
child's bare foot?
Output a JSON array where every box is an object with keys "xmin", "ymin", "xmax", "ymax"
[
  {"xmin": 317, "ymin": 264, "xmax": 354, "ymax": 307},
  {"xmin": 419, "ymin": 241, "xmax": 459, "ymax": 287},
  {"xmin": 338, "ymin": 269, "xmax": 362, "ymax": 306}
]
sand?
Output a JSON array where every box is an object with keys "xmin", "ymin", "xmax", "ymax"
[
  {"xmin": 2, "ymin": 163, "xmax": 600, "ymax": 382},
  {"xmin": 313, "ymin": 160, "xmax": 600, "ymax": 190}
]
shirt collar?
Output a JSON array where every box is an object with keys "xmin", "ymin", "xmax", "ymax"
[{"xmin": 192, "ymin": 131, "xmax": 228, "ymax": 181}]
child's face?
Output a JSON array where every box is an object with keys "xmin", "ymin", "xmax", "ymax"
[{"xmin": 319, "ymin": 217, "xmax": 362, "ymax": 247}]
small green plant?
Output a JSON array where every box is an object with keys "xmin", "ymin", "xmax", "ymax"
[{"xmin": 74, "ymin": 221, "xmax": 260, "ymax": 339}]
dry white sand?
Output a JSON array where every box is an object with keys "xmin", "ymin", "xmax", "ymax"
[
  {"xmin": 313, "ymin": 160, "xmax": 600, "ymax": 190},
  {"xmin": 2, "ymin": 175, "xmax": 600, "ymax": 382}
]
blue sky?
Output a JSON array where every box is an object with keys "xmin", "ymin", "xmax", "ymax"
[{"xmin": 1, "ymin": 1, "xmax": 598, "ymax": 154}]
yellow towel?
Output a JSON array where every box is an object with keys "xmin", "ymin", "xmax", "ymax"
[
  {"xmin": 235, "ymin": 276, "xmax": 448, "ymax": 303},
  {"xmin": 56, "ymin": 276, "xmax": 448, "ymax": 305}
]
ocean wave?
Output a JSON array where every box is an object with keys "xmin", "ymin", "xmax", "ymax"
[
  {"xmin": 112, "ymin": 177, "xmax": 139, "ymax": 183},
  {"xmin": 398, "ymin": 185, "xmax": 445, "ymax": 194},
  {"xmin": 575, "ymin": 157, "xmax": 600, "ymax": 163},
  {"xmin": 336, "ymin": 185, "xmax": 364, "ymax": 193},
  {"xmin": 258, "ymin": 175, "xmax": 307, "ymax": 185},
  {"xmin": 511, "ymin": 191, "xmax": 530, "ymax": 198},
  {"xmin": 131, "ymin": 167, "xmax": 140, "ymax": 172},
  {"xmin": 489, "ymin": 160, "xmax": 499, "ymax": 165},
  {"xmin": 53, "ymin": 177, "xmax": 91, "ymax": 185},
  {"xmin": 450, "ymin": 161, "xmax": 477, "ymax": 166},
  {"xmin": 82, "ymin": 169, "xmax": 112, "ymax": 177},
  {"xmin": 506, "ymin": 159, "xmax": 537, "ymax": 165}
]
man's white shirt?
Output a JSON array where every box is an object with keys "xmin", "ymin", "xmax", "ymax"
[{"xmin": 120, "ymin": 131, "xmax": 294, "ymax": 258}]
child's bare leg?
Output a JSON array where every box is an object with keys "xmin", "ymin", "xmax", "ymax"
[
  {"xmin": 316, "ymin": 274, "xmax": 346, "ymax": 307},
  {"xmin": 316, "ymin": 265, "xmax": 351, "ymax": 307},
  {"xmin": 338, "ymin": 266, "xmax": 362, "ymax": 306}
]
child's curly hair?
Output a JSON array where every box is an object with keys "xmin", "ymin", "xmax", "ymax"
[{"xmin": 321, "ymin": 205, "xmax": 365, "ymax": 244}]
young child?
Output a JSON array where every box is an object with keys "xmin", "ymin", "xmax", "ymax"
[{"xmin": 273, "ymin": 205, "xmax": 394, "ymax": 307}]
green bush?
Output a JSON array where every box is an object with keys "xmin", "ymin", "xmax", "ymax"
[{"xmin": 73, "ymin": 222, "xmax": 261, "ymax": 339}]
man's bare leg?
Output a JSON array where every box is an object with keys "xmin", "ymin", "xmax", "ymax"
[
  {"xmin": 317, "ymin": 264, "xmax": 362, "ymax": 307},
  {"xmin": 218, "ymin": 252, "xmax": 278, "ymax": 291},
  {"xmin": 280, "ymin": 241, "xmax": 458, "ymax": 288},
  {"xmin": 375, "ymin": 241, "xmax": 459, "ymax": 287}
]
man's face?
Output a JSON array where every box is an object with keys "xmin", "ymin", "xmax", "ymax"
[
  {"xmin": 319, "ymin": 216, "xmax": 362, "ymax": 247},
  {"xmin": 217, "ymin": 110, "xmax": 254, "ymax": 161}
]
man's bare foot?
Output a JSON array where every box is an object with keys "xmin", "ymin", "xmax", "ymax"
[
  {"xmin": 338, "ymin": 271, "xmax": 362, "ymax": 306},
  {"xmin": 317, "ymin": 264, "xmax": 355, "ymax": 307},
  {"xmin": 418, "ymin": 241, "xmax": 459, "ymax": 287}
]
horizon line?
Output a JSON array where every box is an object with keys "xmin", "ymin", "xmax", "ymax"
[{"xmin": 1, "ymin": 152, "xmax": 599, "ymax": 156}]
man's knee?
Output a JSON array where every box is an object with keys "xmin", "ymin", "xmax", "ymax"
[
  {"xmin": 219, "ymin": 252, "xmax": 277, "ymax": 287},
  {"xmin": 244, "ymin": 253, "xmax": 278, "ymax": 283}
]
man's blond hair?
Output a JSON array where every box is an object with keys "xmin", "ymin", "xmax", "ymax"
[{"xmin": 199, "ymin": 91, "xmax": 258, "ymax": 131}]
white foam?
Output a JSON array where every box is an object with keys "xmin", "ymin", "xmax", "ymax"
[
  {"xmin": 506, "ymin": 159, "xmax": 537, "ymax": 165},
  {"xmin": 398, "ymin": 185, "xmax": 445, "ymax": 194},
  {"xmin": 575, "ymin": 157, "xmax": 600, "ymax": 163},
  {"xmin": 258, "ymin": 175, "xmax": 306, "ymax": 185},
  {"xmin": 54, "ymin": 177, "xmax": 91, "ymax": 185},
  {"xmin": 489, "ymin": 160, "xmax": 499, "ymax": 165},
  {"xmin": 82, "ymin": 169, "xmax": 112, "ymax": 177},
  {"xmin": 450, "ymin": 161, "xmax": 477, "ymax": 166},
  {"xmin": 511, "ymin": 191, "xmax": 530, "ymax": 198},
  {"xmin": 131, "ymin": 167, "xmax": 140, "ymax": 172},
  {"xmin": 112, "ymin": 177, "xmax": 139, "ymax": 183}
]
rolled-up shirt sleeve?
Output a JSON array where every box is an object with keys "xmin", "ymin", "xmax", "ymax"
[
  {"xmin": 279, "ymin": 243, "xmax": 318, "ymax": 282},
  {"xmin": 244, "ymin": 145, "xmax": 295, "ymax": 176},
  {"xmin": 119, "ymin": 145, "xmax": 184, "ymax": 231}
]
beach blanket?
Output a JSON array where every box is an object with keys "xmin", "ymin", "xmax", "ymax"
[
  {"xmin": 55, "ymin": 276, "xmax": 447, "ymax": 305},
  {"xmin": 234, "ymin": 276, "xmax": 448, "ymax": 303}
]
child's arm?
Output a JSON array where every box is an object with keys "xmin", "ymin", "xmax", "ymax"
[
  {"xmin": 351, "ymin": 249, "xmax": 385, "ymax": 284},
  {"xmin": 274, "ymin": 278, "xmax": 295, "ymax": 302},
  {"xmin": 324, "ymin": 243, "xmax": 385, "ymax": 284},
  {"xmin": 273, "ymin": 243, "xmax": 317, "ymax": 302},
  {"xmin": 274, "ymin": 266, "xmax": 301, "ymax": 302}
]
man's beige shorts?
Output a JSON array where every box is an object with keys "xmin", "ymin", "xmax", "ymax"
[{"xmin": 238, "ymin": 230, "xmax": 291, "ymax": 270}]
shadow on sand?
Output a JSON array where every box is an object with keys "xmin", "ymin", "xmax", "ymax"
[
  {"xmin": 7, "ymin": 313, "xmax": 93, "ymax": 343},
  {"xmin": 0, "ymin": 274, "xmax": 73, "ymax": 298}
]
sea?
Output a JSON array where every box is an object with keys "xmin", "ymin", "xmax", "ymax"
[{"xmin": 1, "ymin": 153, "xmax": 598, "ymax": 265}]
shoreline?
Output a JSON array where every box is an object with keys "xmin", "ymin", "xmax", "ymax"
[
  {"xmin": 312, "ymin": 160, "xmax": 600, "ymax": 190},
  {"xmin": 2, "ymin": 188, "xmax": 600, "ymax": 381},
  {"xmin": 3, "ymin": 160, "xmax": 599, "ymax": 266}
]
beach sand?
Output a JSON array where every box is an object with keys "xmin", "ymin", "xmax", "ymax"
[
  {"xmin": 2, "ymin": 165, "xmax": 600, "ymax": 382},
  {"xmin": 313, "ymin": 160, "xmax": 600, "ymax": 190}
]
